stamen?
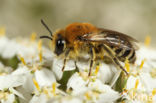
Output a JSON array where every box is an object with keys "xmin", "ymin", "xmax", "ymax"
[
  {"xmin": 19, "ymin": 55, "xmax": 26, "ymax": 65},
  {"xmin": 85, "ymin": 92, "xmax": 91, "ymax": 100},
  {"xmin": 139, "ymin": 59, "xmax": 146, "ymax": 69},
  {"xmin": 39, "ymin": 51, "xmax": 42, "ymax": 62},
  {"xmin": 30, "ymin": 32, "xmax": 37, "ymax": 41},
  {"xmin": 38, "ymin": 40, "xmax": 43, "ymax": 62},
  {"xmin": 0, "ymin": 27, "xmax": 5, "ymax": 36},
  {"xmin": 94, "ymin": 64, "xmax": 100, "ymax": 75},
  {"xmin": 32, "ymin": 78, "xmax": 41, "ymax": 92},
  {"xmin": 43, "ymin": 87, "xmax": 50, "ymax": 98},
  {"xmin": 152, "ymin": 88, "xmax": 156, "ymax": 96},
  {"xmin": 52, "ymin": 82, "xmax": 56, "ymax": 96},
  {"xmin": 135, "ymin": 79, "xmax": 139, "ymax": 89},
  {"xmin": 144, "ymin": 35, "xmax": 151, "ymax": 47},
  {"xmin": 38, "ymin": 40, "xmax": 42, "ymax": 51}
]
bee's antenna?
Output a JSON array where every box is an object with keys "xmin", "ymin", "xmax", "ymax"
[
  {"xmin": 40, "ymin": 35, "xmax": 52, "ymax": 40},
  {"xmin": 41, "ymin": 19, "xmax": 53, "ymax": 37}
]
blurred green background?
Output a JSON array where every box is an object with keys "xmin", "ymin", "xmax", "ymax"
[{"xmin": 0, "ymin": 0, "xmax": 156, "ymax": 46}]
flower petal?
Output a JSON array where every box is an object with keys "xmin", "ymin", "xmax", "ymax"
[
  {"xmin": 0, "ymin": 74, "xmax": 25, "ymax": 90},
  {"xmin": 35, "ymin": 69, "xmax": 56, "ymax": 87}
]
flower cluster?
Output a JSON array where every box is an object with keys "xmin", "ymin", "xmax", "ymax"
[{"xmin": 0, "ymin": 27, "xmax": 156, "ymax": 103}]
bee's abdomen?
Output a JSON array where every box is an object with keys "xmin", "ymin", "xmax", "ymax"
[{"xmin": 114, "ymin": 48, "xmax": 136, "ymax": 63}]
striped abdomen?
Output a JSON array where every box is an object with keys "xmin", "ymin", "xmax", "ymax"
[{"xmin": 114, "ymin": 47, "xmax": 136, "ymax": 63}]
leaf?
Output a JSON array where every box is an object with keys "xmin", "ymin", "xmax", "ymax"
[
  {"xmin": 115, "ymin": 71, "xmax": 128, "ymax": 93},
  {"xmin": 0, "ymin": 55, "xmax": 20, "ymax": 70},
  {"xmin": 57, "ymin": 67, "xmax": 79, "ymax": 91}
]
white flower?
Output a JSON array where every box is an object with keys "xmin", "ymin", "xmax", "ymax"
[
  {"xmin": 29, "ymin": 94, "xmax": 48, "ymax": 103},
  {"xmin": 0, "ymin": 88, "xmax": 24, "ymax": 103},
  {"xmin": 1, "ymin": 34, "xmax": 156, "ymax": 103},
  {"xmin": 11, "ymin": 66, "xmax": 35, "ymax": 103},
  {"xmin": 67, "ymin": 72, "xmax": 120, "ymax": 103},
  {"xmin": 76, "ymin": 59, "xmax": 90, "ymax": 71},
  {"xmin": 35, "ymin": 68, "xmax": 56, "ymax": 87},
  {"xmin": 0, "ymin": 74, "xmax": 25, "ymax": 90},
  {"xmin": 139, "ymin": 73, "xmax": 156, "ymax": 91},
  {"xmin": 52, "ymin": 58, "xmax": 76, "ymax": 80},
  {"xmin": 67, "ymin": 73, "xmax": 88, "ymax": 95},
  {"xmin": 1, "ymin": 39, "xmax": 20, "ymax": 59},
  {"xmin": 48, "ymin": 96, "xmax": 83, "ymax": 103},
  {"xmin": 96, "ymin": 63, "xmax": 117, "ymax": 85},
  {"xmin": 1, "ymin": 93, "xmax": 15, "ymax": 103},
  {"xmin": 88, "ymin": 79, "xmax": 120, "ymax": 103},
  {"xmin": 136, "ymin": 45, "xmax": 156, "ymax": 70}
]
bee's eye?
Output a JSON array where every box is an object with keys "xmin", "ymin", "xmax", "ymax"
[
  {"xmin": 57, "ymin": 39, "xmax": 65, "ymax": 48},
  {"xmin": 55, "ymin": 39, "xmax": 66, "ymax": 56}
]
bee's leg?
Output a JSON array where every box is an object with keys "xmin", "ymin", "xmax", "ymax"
[
  {"xmin": 62, "ymin": 49, "xmax": 71, "ymax": 71},
  {"xmin": 88, "ymin": 47, "xmax": 96, "ymax": 76},
  {"xmin": 62, "ymin": 58, "xmax": 67, "ymax": 71},
  {"xmin": 74, "ymin": 61, "xmax": 78, "ymax": 69},
  {"xmin": 103, "ymin": 44, "xmax": 128, "ymax": 75},
  {"xmin": 112, "ymin": 57, "xmax": 128, "ymax": 75}
]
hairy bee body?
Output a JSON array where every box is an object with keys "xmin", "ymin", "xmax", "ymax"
[
  {"xmin": 73, "ymin": 36, "xmax": 136, "ymax": 64},
  {"xmin": 40, "ymin": 20, "xmax": 138, "ymax": 75},
  {"xmin": 101, "ymin": 32, "xmax": 137, "ymax": 64}
]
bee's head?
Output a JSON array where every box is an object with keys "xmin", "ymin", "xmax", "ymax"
[
  {"xmin": 53, "ymin": 30, "xmax": 66, "ymax": 56},
  {"xmin": 40, "ymin": 19, "xmax": 67, "ymax": 56}
]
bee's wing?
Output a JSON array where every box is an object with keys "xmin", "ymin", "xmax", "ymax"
[{"xmin": 81, "ymin": 28, "xmax": 138, "ymax": 50}]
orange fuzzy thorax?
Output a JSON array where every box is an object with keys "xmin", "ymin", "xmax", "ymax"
[{"xmin": 65, "ymin": 23, "xmax": 98, "ymax": 44}]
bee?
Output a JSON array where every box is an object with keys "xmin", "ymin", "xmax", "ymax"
[{"xmin": 40, "ymin": 19, "xmax": 138, "ymax": 76}]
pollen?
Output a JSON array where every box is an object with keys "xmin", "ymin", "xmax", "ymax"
[
  {"xmin": 43, "ymin": 87, "xmax": 50, "ymax": 98},
  {"xmin": 0, "ymin": 27, "xmax": 5, "ymax": 36},
  {"xmin": 144, "ymin": 35, "xmax": 151, "ymax": 47},
  {"xmin": 125, "ymin": 59, "xmax": 130, "ymax": 73},
  {"xmin": 94, "ymin": 64, "xmax": 100, "ymax": 75},
  {"xmin": 85, "ymin": 92, "xmax": 91, "ymax": 100},
  {"xmin": 39, "ymin": 51, "xmax": 43, "ymax": 62},
  {"xmin": 38, "ymin": 40, "xmax": 42, "ymax": 51},
  {"xmin": 134, "ymin": 79, "xmax": 139, "ymax": 90},
  {"xmin": 52, "ymin": 82, "xmax": 56, "ymax": 96},
  {"xmin": 79, "ymin": 72, "xmax": 88, "ymax": 81},
  {"xmin": 139, "ymin": 59, "xmax": 146, "ymax": 69},
  {"xmin": 33, "ymin": 78, "xmax": 41, "ymax": 92},
  {"xmin": 150, "ymin": 68, "xmax": 156, "ymax": 78},
  {"xmin": 122, "ymin": 88, "xmax": 128, "ymax": 94},
  {"xmin": 19, "ymin": 55, "xmax": 26, "ymax": 65},
  {"xmin": 38, "ymin": 40, "xmax": 43, "ymax": 62},
  {"xmin": 0, "ymin": 91, "xmax": 9, "ymax": 101},
  {"xmin": 152, "ymin": 88, "xmax": 156, "ymax": 96},
  {"xmin": 30, "ymin": 32, "xmax": 37, "ymax": 41}
]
